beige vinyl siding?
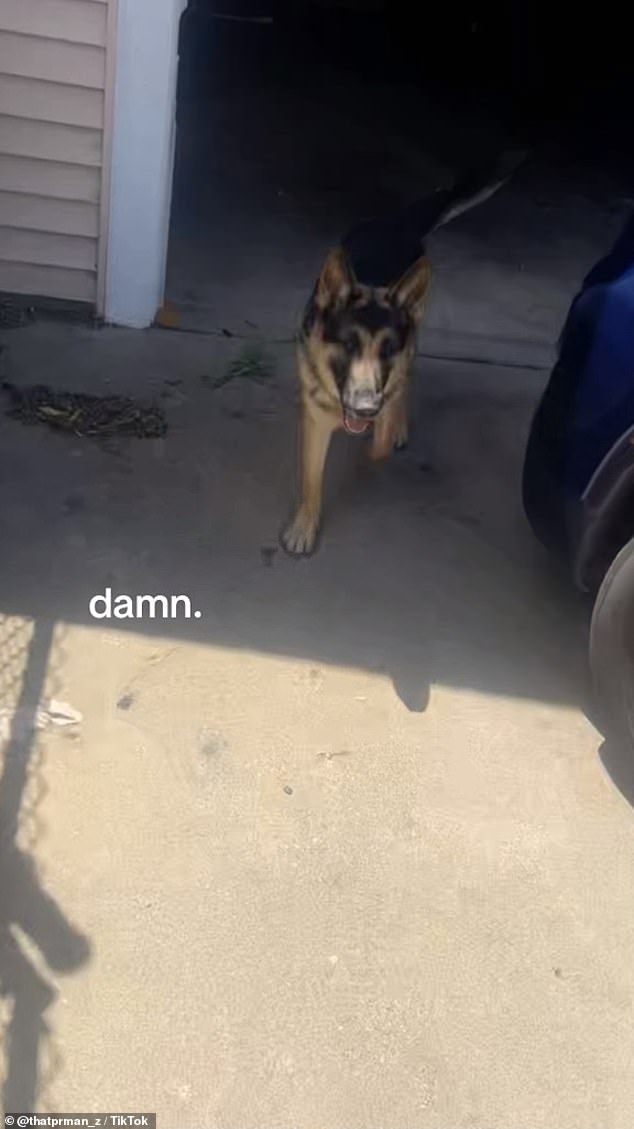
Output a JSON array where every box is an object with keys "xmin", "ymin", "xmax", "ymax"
[
  {"xmin": 0, "ymin": 75, "xmax": 104, "ymax": 130},
  {"xmin": 0, "ymin": 157, "xmax": 101, "ymax": 203},
  {"xmin": 0, "ymin": 33, "xmax": 106, "ymax": 88},
  {"xmin": 0, "ymin": 0, "xmax": 114, "ymax": 309},
  {"xmin": 0, "ymin": 228, "xmax": 97, "ymax": 271},
  {"xmin": 0, "ymin": 116, "xmax": 103, "ymax": 167},
  {"xmin": 0, "ymin": 0, "xmax": 108, "ymax": 46},
  {"xmin": 0, "ymin": 261, "xmax": 95, "ymax": 302},
  {"xmin": 0, "ymin": 192, "xmax": 99, "ymax": 239}
]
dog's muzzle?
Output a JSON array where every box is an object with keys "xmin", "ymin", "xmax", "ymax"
[{"xmin": 342, "ymin": 391, "xmax": 382, "ymax": 435}]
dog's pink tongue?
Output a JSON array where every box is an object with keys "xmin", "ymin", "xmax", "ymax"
[{"xmin": 344, "ymin": 411, "xmax": 370, "ymax": 435}]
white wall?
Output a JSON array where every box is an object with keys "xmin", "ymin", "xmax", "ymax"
[{"xmin": 105, "ymin": 0, "xmax": 187, "ymax": 327}]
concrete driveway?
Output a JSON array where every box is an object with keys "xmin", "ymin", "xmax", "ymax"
[{"xmin": 0, "ymin": 322, "xmax": 632, "ymax": 1128}]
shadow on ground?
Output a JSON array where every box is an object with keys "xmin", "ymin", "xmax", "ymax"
[
  {"xmin": 0, "ymin": 617, "xmax": 91, "ymax": 1109},
  {"xmin": 0, "ymin": 319, "xmax": 625, "ymax": 1111},
  {"xmin": 0, "ymin": 323, "xmax": 589, "ymax": 716}
]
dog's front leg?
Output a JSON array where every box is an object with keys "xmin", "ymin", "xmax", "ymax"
[
  {"xmin": 281, "ymin": 403, "xmax": 336, "ymax": 556},
  {"xmin": 369, "ymin": 393, "xmax": 408, "ymax": 462}
]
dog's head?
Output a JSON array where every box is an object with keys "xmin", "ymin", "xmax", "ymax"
[{"xmin": 301, "ymin": 248, "xmax": 431, "ymax": 433}]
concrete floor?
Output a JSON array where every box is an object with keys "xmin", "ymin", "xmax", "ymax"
[{"xmin": 0, "ymin": 321, "xmax": 633, "ymax": 1127}]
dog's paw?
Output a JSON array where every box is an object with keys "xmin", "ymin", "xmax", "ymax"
[
  {"xmin": 394, "ymin": 420, "xmax": 409, "ymax": 452},
  {"xmin": 280, "ymin": 509, "xmax": 320, "ymax": 556}
]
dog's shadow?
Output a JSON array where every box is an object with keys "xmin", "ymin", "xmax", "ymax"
[
  {"xmin": 388, "ymin": 664, "xmax": 431, "ymax": 713},
  {"xmin": 314, "ymin": 416, "xmax": 586, "ymax": 719}
]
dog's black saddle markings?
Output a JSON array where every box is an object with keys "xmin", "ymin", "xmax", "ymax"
[{"xmin": 341, "ymin": 149, "xmax": 527, "ymax": 288}]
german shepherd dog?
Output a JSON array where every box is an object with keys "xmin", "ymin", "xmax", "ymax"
[{"xmin": 281, "ymin": 150, "xmax": 526, "ymax": 556}]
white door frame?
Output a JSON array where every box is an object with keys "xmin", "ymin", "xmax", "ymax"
[{"xmin": 103, "ymin": 0, "xmax": 187, "ymax": 328}]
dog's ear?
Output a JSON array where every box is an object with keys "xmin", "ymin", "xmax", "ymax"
[
  {"xmin": 387, "ymin": 255, "xmax": 431, "ymax": 322},
  {"xmin": 315, "ymin": 248, "xmax": 355, "ymax": 308}
]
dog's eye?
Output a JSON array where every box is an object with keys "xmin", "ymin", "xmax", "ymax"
[{"xmin": 380, "ymin": 337, "xmax": 397, "ymax": 362}]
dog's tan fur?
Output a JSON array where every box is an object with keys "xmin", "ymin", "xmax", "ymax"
[{"xmin": 282, "ymin": 248, "xmax": 431, "ymax": 555}]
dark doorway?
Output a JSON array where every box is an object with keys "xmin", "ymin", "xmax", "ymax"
[{"xmin": 164, "ymin": 1, "xmax": 632, "ymax": 354}]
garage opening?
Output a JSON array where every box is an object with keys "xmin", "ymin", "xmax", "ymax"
[{"xmin": 163, "ymin": 1, "xmax": 632, "ymax": 353}]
